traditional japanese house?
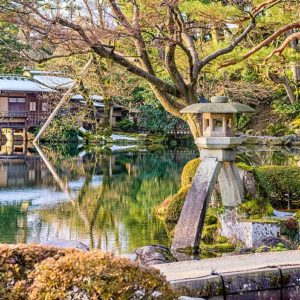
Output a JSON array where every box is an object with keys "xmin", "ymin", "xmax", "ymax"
[
  {"xmin": 70, "ymin": 94, "xmax": 125, "ymax": 127},
  {"xmin": 26, "ymin": 70, "xmax": 127, "ymax": 127},
  {"xmin": 0, "ymin": 71, "xmax": 133, "ymax": 150},
  {"xmin": 0, "ymin": 75, "xmax": 55, "ymax": 131}
]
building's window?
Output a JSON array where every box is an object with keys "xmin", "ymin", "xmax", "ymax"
[
  {"xmin": 30, "ymin": 102, "xmax": 36, "ymax": 111},
  {"xmin": 42, "ymin": 103, "xmax": 48, "ymax": 112},
  {"xmin": 9, "ymin": 97, "xmax": 26, "ymax": 103}
]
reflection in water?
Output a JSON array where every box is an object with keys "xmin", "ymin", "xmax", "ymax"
[
  {"xmin": 237, "ymin": 146, "xmax": 300, "ymax": 166},
  {"xmin": 0, "ymin": 145, "xmax": 196, "ymax": 254},
  {"xmin": 0, "ymin": 144, "xmax": 300, "ymax": 254}
]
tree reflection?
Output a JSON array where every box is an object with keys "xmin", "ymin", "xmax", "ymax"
[
  {"xmin": 37, "ymin": 147, "xmax": 194, "ymax": 253},
  {"xmin": 0, "ymin": 202, "xmax": 29, "ymax": 244}
]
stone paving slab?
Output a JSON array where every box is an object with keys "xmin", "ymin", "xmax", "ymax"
[{"xmin": 153, "ymin": 250, "xmax": 300, "ymax": 282}]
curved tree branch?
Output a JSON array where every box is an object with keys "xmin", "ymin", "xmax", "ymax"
[
  {"xmin": 268, "ymin": 71, "xmax": 296, "ymax": 104},
  {"xmin": 199, "ymin": 17, "xmax": 256, "ymax": 69},
  {"xmin": 54, "ymin": 17, "xmax": 180, "ymax": 98},
  {"xmin": 221, "ymin": 22, "xmax": 300, "ymax": 67},
  {"xmin": 266, "ymin": 31, "xmax": 300, "ymax": 59}
]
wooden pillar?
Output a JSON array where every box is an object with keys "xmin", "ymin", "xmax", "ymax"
[
  {"xmin": 23, "ymin": 128, "xmax": 28, "ymax": 142},
  {"xmin": 9, "ymin": 129, "xmax": 14, "ymax": 155}
]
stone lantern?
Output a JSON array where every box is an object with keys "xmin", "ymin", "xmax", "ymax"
[{"xmin": 171, "ymin": 96, "xmax": 255, "ymax": 252}]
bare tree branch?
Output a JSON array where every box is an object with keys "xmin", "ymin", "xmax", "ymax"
[
  {"xmin": 266, "ymin": 31, "xmax": 300, "ymax": 59},
  {"xmin": 221, "ymin": 22, "xmax": 300, "ymax": 67},
  {"xmin": 200, "ymin": 18, "xmax": 256, "ymax": 69}
]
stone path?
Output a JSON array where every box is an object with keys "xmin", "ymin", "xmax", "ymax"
[{"xmin": 153, "ymin": 250, "xmax": 300, "ymax": 282}]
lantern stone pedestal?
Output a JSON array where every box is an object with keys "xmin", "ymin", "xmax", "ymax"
[{"xmin": 171, "ymin": 96, "xmax": 254, "ymax": 252}]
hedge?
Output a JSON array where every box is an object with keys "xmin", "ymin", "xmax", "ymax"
[{"xmin": 255, "ymin": 166, "xmax": 300, "ymax": 203}]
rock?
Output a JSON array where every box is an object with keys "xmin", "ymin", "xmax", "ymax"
[
  {"xmin": 42, "ymin": 239, "xmax": 90, "ymax": 251},
  {"xmin": 238, "ymin": 247, "xmax": 255, "ymax": 255},
  {"xmin": 133, "ymin": 245, "xmax": 177, "ymax": 266},
  {"xmin": 273, "ymin": 210, "xmax": 295, "ymax": 220},
  {"xmin": 256, "ymin": 237, "xmax": 294, "ymax": 250},
  {"xmin": 282, "ymin": 134, "xmax": 298, "ymax": 144},
  {"xmin": 119, "ymin": 253, "xmax": 138, "ymax": 262},
  {"xmin": 221, "ymin": 211, "xmax": 281, "ymax": 248}
]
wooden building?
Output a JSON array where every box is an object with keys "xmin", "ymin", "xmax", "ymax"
[
  {"xmin": 0, "ymin": 75, "xmax": 55, "ymax": 130},
  {"xmin": 0, "ymin": 72, "xmax": 132, "ymax": 147},
  {"xmin": 70, "ymin": 94, "xmax": 124, "ymax": 127}
]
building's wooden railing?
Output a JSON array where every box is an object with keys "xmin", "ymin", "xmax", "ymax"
[
  {"xmin": 0, "ymin": 111, "xmax": 49, "ymax": 128},
  {"xmin": 0, "ymin": 112, "xmax": 28, "ymax": 118}
]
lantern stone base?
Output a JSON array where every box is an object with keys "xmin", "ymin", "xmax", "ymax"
[
  {"xmin": 171, "ymin": 158, "xmax": 222, "ymax": 252},
  {"xmin": 171, "ymin": 156, "xmax": 244, "ymax": 252},
  {"xmin": 196, "ymin": 137, "xmax": 242, "ymax": 149},
  {"xmin": 200, "ymin": 149, "xmax": 236, "ymax": 161}
]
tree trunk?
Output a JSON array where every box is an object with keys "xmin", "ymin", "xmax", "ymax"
[
  {"xmin": 185, "ymin": 114, "xmax": 202, "ymax": 139},
  {"xmin": 149, "ymin": 84, "xmax": 202, "ymax": 139},
  {"xmin": 268, "ymin": 72, "xmax": 296, "ymax": 104}
]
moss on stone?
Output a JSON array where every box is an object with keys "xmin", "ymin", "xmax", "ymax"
[
  {"xmin": 242, "ymin": 218, "xmax": 279, "ymax": 224},
  {"xmin": 180, "ymin": 158, "xmax": 200, "ymax": 187},
  {"xmin": 215, "ymin": 235, "xmax": 229, "ymax": 244},
  {"xmin": 238, "ymin": 198, "xmax": 274, "ymax": 219},
  {"xmin": 205, "ymin": 212, "xmax": 218, "ymax": 225},
  {"xmin": 202, "ymin": 224, "xmax": 218, "ymax": 244},
  {"xmin": 236, "ymin": 162, "xmax": 254, "ymax": 172},
  {"xmin": 256, "ymin": 245, "xmax": 272, "ymax": 253},
  {"xmin": 201, "ymin": 242, "xmax": 235, "ymax": 253},
  {"xmin": 175, "ymin": 245, "xmax": 200, "ymax": 255},
  {"xmin": 254, "ymin": 165, "xmax": 300, "ymax": 203},
  {"xmin": 164, "ymin": 186, "xmax": 190, "ymax": 226}
]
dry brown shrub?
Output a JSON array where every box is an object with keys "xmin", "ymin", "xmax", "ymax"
[
  {"xmin": 0, "ymin": 244, "xmax": 76, "ymax": 300},
  {"xmin": 29, "ymin": 250, "xmax": 177, "ymax": 300}
]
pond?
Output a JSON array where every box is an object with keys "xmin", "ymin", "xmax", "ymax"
[{"xmin": 0, "ymin": 143, "xmax": 299, "ymax": 254}]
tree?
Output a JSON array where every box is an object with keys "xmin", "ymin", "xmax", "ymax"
[
  {"xmin": 40, "ymin": 53, "xmax": 140, "ymax": 136},
  {"xmin": 3, "ymin": 0, "xmax": 300, "ymax": 137},
  {"xmin": 0, "ymin": 21, "xmax": 26, "ymax": 73}
]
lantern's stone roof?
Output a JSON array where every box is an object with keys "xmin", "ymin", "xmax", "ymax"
[{"xmin": 180, "ymin": 102, "xmax": 255, "ymax": 114}]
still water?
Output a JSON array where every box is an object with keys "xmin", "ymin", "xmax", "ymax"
[{"xmin": 0, "ymin": 144, "xmax": 299, "ymax": 254}]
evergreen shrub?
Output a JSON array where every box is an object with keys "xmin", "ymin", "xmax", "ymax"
[
  {"xmin": 255, "ymin": 166, "xmax": 300, "ymax": 203},
  {"xmin": 41, "ymin": 117, "xmax": 79, "ymax": 143},
  {"xmin": 164, "ymin": 186, "xmax": 190, "ymax": 226}
]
